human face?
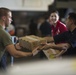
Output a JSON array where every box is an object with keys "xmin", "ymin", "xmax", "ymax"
[
  {"xmin": 5, "ymin": 11, "xmax": 12, "ymax": 27},
  {"xmin": 65, "ymin": 16, "xmax": 73, "ymax": 30},
  {"xmin": 49, "ymin": 12, "xmax": 59, "ymax": 25}
]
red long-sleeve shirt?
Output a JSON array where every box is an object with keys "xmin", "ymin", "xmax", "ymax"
[{"xmin": 51, "ymin": 21, "xmax": 68, "ymax": 36}]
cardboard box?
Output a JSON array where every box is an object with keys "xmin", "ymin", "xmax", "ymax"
[
  {"xmin": 19, "ymin": 35, "xmax": 47, "ymax": 50},
  {"xmin": 43, "ymin": 48, "xmax": 60, "ymax": 59}
]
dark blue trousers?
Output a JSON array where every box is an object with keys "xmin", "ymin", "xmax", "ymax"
[{"xmin": 0, "ymin": 53, "xmax": 7, "ymax": 70}]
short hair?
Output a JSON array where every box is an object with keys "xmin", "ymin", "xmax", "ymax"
[
  {"xmin": 50, "ymin": 10, "xmax": 59, "ymax": 15},
  {"xmin": 0, "ymin": 7, "xmax": 11, "ymax": 19},
  {"xmin": 68, "ymin": 12, "xmax": 76, "ymax": 25}
]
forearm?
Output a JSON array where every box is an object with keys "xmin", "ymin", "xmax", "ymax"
[
  {"xmin": 50, "ymin": 44, "xmax": 64, "ymax": 50},
  {"xmin": 6, "ymin": 44, "xmax": 32, "ymax": 58},
  {"xmin": 14, "ymin": 51, "xmax": 32, "ymax": 58},
  {"xmin": 41, "ymin": 43, "xmax": 63, "ymax": 50},
  {"xmin": 44, "ymin": 36, "xmax": 54, "ymax": 43},
  {"xmin": 50, "ymin": 43, "xmax": 70, "ymax": 50}
]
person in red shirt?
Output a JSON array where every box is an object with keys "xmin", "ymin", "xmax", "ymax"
[
  {"xmin": 42, "ymin": 10, "xmax": 68, "ymax": 58},
  {"xmin": 49, "ymin": 10, "xmax": 68, "ymax": 36}
]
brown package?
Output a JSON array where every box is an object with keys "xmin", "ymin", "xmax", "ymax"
[
  {"xmin": 19, "ymin": 35, "xmax": 47, "ymax": 50},
  {"xmin": 43, "ymin": 48, "xmax": 60, "ymax": 59}
]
